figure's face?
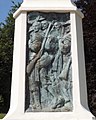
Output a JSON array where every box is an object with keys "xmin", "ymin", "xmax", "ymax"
[
  {"xmin": 54, "ymin": 22, "xmax": 61, "ymax": 30},
  {"xmin": 61, "ymin": 39, "xmax": 71, "ymax": 54},
  {"xmin": 33, "ymin": 22, "xmax": 41, "ymax": 32},
  {"xmin": 41, "ymin": 21, "xmax": 49, "ymax": 30}
]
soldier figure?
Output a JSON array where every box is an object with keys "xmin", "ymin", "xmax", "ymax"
[
  {"xmin": 27, "ymin": 21, "xmax": 43, "ymax": 111},
  {"xmin": 59, "ymin": 21, "xmax": 72, "ymax": 111}
]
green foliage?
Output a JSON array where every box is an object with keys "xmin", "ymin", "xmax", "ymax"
[
  {"xmin": 0, "ymin": 2, "xmax": 21, "ymax": 113},
  {"xmin": 0, "ymin": 113, "xmax": 6, "ymax": 119}
]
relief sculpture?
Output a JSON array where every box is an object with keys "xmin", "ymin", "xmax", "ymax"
[{"xmin": 26, "ymin": 12, "xmax": 72, "ymax": 112}]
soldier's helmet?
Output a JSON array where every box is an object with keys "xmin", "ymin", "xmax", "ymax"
[{"xmin": 38, "ymin": 16, "xmax": 45, "ymax": 22}]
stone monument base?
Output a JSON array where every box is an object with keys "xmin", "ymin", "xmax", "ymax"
[{"xmin": 3, "ymin": 107, "xmax": 94, "ymax": 120}]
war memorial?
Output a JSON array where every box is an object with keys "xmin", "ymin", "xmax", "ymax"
[{"xmin": 3, "ymin": 0, "xmax": 95, "ymax": 119}]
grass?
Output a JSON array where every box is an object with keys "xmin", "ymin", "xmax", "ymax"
[{"xmin": 0, "ymin": 113, "xmax": 6, "ymax": 119}]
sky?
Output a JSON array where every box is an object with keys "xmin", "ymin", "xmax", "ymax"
[{"xmin": 0, "ymin": 0, "xmax": 23, "ymax": 23}]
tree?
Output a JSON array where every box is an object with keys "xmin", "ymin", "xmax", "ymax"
[{"xmin": 0, "ymin": 2, "xmax": 21, "ymax": 113}]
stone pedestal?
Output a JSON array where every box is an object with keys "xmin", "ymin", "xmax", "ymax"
[{"xmin": 3, "ymin": 0, "xmax": 95, "ymax": 120}]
